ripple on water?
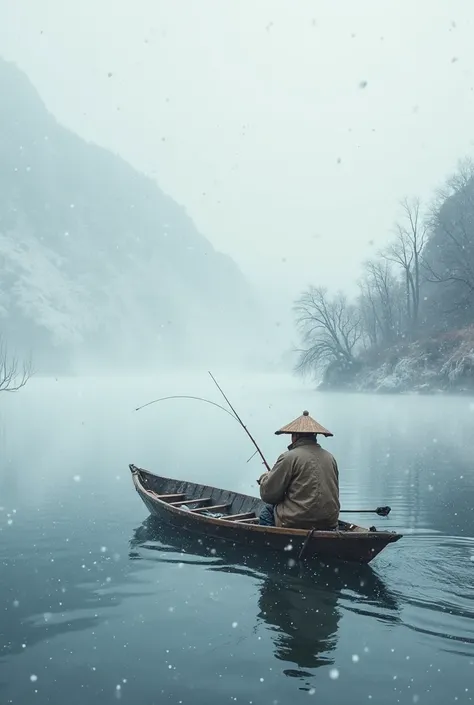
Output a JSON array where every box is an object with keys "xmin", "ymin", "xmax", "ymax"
[{"xmin": 381, "ymin": 534, "xmax": 474, "ymax": 654}]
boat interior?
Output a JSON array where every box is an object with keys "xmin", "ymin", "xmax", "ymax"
[
  {"xmin": 147, "ymin": 489, "xmax": 261, "ymax": 523},
  {"xmin": 133, "ymin": 467, "xmax": 363, "ymax": 532}
]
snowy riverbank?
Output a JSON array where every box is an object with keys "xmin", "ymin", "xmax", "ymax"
[{"xmin": 318, "ymin": 328, "xmax": 474, "ymax": 394}]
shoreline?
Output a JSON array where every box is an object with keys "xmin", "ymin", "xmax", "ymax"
[{"xmin": 315, "ymin": 384, "xmax": 474, "ymax": 397}]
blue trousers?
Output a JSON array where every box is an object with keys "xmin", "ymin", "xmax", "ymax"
[{"xmin": 259, "ymin": 503, "xmax": 276, "ymax": 526}]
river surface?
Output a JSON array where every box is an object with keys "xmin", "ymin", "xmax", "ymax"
[{"xmin": 1, "ymin": 374, "xmax": 473, "ymax": 705}]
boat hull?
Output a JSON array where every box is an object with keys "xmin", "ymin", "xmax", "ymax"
[{"xmin": 130, "ymin": 465, "xmax": 402, "ymax": 564}]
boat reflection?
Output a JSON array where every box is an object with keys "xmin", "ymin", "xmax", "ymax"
[{"xmin": 129, "ymin": 517, "xmax": 400, "ymax": 681}]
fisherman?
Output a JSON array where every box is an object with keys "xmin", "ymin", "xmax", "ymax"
[{"xmin": 257, "ymin": 411, "xmax": 340, "ymax": 529}]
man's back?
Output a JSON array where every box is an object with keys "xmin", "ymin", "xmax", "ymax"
[{"xmin": 259, "ymin": 437, "xmax": 340, "ymax": 529}]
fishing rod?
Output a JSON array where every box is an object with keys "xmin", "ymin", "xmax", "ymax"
[
  {"xmin": 135, "ymin": 388, "xmax": 271, "ymax": 471},
  {"xmin": 134, "ymin": 376, "xmax": 271, "ymax": 471},
  {"xmin": 135, "ymin": 394, "xmax": 237, "ymax": 420},
  {"xmin": 207, "ymin": 371, "xmax": 271, "ymax": 471}
]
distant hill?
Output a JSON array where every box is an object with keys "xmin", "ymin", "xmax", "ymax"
[{"xmin": 0, "ymin": 58, "xmax": 265, "ymax": 372}]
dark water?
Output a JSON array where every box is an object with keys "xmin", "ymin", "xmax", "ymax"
[{"xmin": 1, "ymin": 375, "xmax": 474, "ymax": 704}]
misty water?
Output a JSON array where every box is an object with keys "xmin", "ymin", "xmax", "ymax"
[{"xmin": 1, "ymin": 374, "xmax": 473, "ymax": 705}]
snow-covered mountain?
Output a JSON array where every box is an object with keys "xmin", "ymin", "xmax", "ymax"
[{"xmin": 0, "ymin": 58, "xmax": 264, "ymax": 372}]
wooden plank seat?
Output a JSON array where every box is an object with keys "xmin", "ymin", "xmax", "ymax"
[
  {"xmin": 170, "ymin": 497, "xmax": 211, "ymax": 507},
  {"xmin": 191, "ymin": 503, "xmax": 231, "ymax": 513},
  {"xmin": 151, "ymin": 492, "xmax": 185, "ymax": 501},
  {"xmin": 235, "ymin": 517, "xmax": 259, "ymax": 524},
  {"xmin": 222, "ymin": 512, "xmax": 256, "ymax": 521}
]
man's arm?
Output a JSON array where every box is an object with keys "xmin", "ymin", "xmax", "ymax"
[
  {"xmin": 258, "ymin": 453, "xmax": 294, "ymax": 505},
  {"xmin": 332, "ymin": 456, "xmax": 339, "ymax": 488}
]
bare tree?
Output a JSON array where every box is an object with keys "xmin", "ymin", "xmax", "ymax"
[
  {"xmin": 294, "ymin": 286, "xmax": 362, "ymax": 375},
  {"xmin": 424, "ymin": 160, "xmax": 474, "ymax": 302},
  {"xmin": 0, "ymin": 339, "xmax": 32, "ymax": 393},
  {"xmin": 383, "ymin": 197, "xmax": 428, "ymax": 331},
  {"xmin": 358, "ymin": 259, "xmax": 403, "ymax": 347}
]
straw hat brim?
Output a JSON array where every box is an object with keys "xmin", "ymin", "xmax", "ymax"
[{"xmin": 275, "ymin": 411, "xmax": 333, "ymax": 437}]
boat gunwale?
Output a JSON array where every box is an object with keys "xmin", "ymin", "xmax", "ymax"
[{"xmin": 130, "ymin": 465, "xmax": 402, "ymax": 542}]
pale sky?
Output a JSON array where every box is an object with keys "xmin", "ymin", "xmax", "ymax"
[{"xmin": 1, "ymin": 0, "xmax": 474, "ymax": 325}]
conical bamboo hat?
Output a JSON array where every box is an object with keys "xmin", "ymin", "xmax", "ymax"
[{"xmin": 275, "ymin": 410, "xmax": 333, "ymax": 437}]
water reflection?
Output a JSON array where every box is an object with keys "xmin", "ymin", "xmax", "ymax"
[
  {"xmin": 130, "ymin": 517, "xmax": 400, "ymax": 681},
  {"xmin": 257, "ymin": 575, "xmax": 340, "ymax": 674},
  {"xmin": 0, "ymin": 526, "xmax": 149, "ymax": 663}
]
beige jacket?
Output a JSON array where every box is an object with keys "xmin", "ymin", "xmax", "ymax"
[{"xmin": 258, "ymin": 437, "xmax": 340, "ymax": 529}]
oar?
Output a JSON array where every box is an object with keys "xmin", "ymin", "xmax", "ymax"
[{"xmin": 340, "ymin": 506, "xmax": 391, "ymax": 517}]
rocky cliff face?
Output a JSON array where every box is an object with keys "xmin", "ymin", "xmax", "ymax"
[{"xmin": 0, "ymin": 58, "xmax": 263, "ymax": 372}]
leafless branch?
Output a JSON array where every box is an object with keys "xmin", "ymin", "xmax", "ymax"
[
  {"xmin": 0, "ymin": 340, "xmax": 33, "ymax": 393},
  {"xmin": 294, "ymin": 286, "xmax": 362, "ymax": 374},
  {"xmin": 381, "ymin": 196, "xmax": 429, "ymax": 331}
]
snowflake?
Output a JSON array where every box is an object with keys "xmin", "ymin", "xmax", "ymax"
[
  {"xmin": 30, "ymin": 675, "xmax": 38, "ymax": 682},
  {"xmin": 329, "ymin": 668, "xmax": 339, "ymax": 680}
]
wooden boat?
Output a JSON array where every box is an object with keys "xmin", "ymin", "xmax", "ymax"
[{"xmin": 129, "ymin": 464, "xmax": 402, "ymax": 564}]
